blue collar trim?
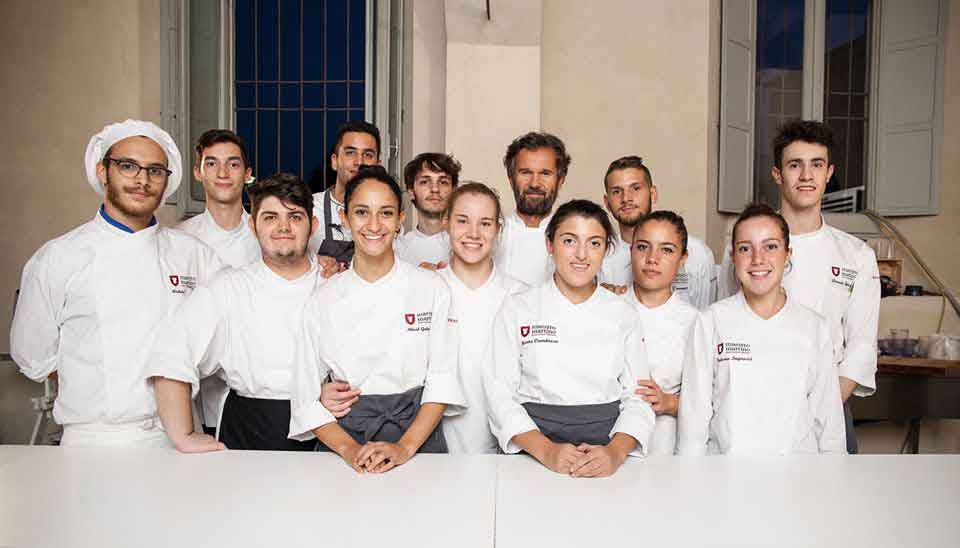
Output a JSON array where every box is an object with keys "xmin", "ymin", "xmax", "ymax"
[{"xmin": 99, "ymin": 205, "xmax": 156, "ymax": 234}]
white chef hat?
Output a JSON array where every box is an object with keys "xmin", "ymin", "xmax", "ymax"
[{"xmin": 84, "ymin": 119, "xmax": 183, "ymax": 200}]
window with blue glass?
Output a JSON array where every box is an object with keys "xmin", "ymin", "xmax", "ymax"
[
  {"xmin": 754, "ymin": 0, "xmax": 805, "ymax": 207},
  {"xmin": 824, "ymin": 0, "xmax": 871, "ymax": 196},
  {"xmin": 235, "ymin": 0, "xmax": 367, "ymax": 193}
]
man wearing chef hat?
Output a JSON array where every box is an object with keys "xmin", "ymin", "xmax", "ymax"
[{"xmin": 10, "ymin": 119, "xmax": 224, "ymax": 448}]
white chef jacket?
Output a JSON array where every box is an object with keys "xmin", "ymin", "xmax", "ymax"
[
  {"xmin": 675, "ymin": 292, "xmax": 847, "ymax": 456},
  {"xmin": 484, "ymin": 278, "xmax": 656, "ymax": 455},
  {"xmin": 438, "ymin": 266, "xmax": 527, "ymax": 454},
  {"xmin": 395, "ymin": 227, "xmax": 451, "ymax": 266},
  {"xmin": 717, "ymin": 220, "xmax": 880, "ymax": 396},
  {"xmin": 177, "ymin": 209, "xmax": 261, "ymax": 427},
  {"xmin": 600, "ymin": 234, "xmax": 716, "ymax": 309},
  {"xmin": 289, "ymin": 259, "xmax": 467, "ymax": 441},
  {"xmin": 307, "ymin": 189, "xmax": 352, "ymax": 256},
  {"xmin": 10, "ymin": 208, "xmax": 223, "ymax": 439},
  {"xmin": 148, "ymin": 260, "xmax": 324, "ymax": 407},
  {"xmin": 623, "ymin": 290, "xmax": 698, "ymax": 455},
  {"xmin": 494, "ymin": 212, "xmax": 554, "ymax": 287},
  {"xmin": 177, "ymin": 209, "xmax": 260, "ymax": 269}
]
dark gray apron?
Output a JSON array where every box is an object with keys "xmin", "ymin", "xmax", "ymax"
[
  {"xmin": 316, "ymin": 386, "xmax": 448, "ymax": 453},
  {"xmin": 522, "ymin": 400, "xmax": 621, "ymax": 446},
  {"xmin": 316, "ymin": 190, "xmax": 355, "ymax": 264}
]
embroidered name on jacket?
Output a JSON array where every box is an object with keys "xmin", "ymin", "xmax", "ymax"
[
  {"xmin": 830, "ymin": 265, "xmax": 857, "ymax": 293},
  {"xmin": 404, "ymin": 311, "xmax": 433, "ymax": 332},
  {"xmin": 717, "ymin": 342, "xmax": 752, "ymax": 363},
  {"xmin": 168, "ymin": 274, "xmax": 198, "ymax": 294},
  {"xmin": 520, "ymin": 324, "xmax": 559, "ymax": 344}
]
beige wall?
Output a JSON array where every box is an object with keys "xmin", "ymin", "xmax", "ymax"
[
  {"xmin": 446, "ymin": 42, "xmax": 541, "ymax": 204},
  {"xmin": 0, "ymin": 0, "xmax": 167, "ymax": 355},
  {"xmin": 443, "ymin": 0, "xmax": 543, "ymax": 212},
  {"xmin": 541, "ymin": 0, "xmax": 716, "ymax": 243},
  {"xmin": 406, "ymin": 0, "xmax": 447, "ymax": 157}
]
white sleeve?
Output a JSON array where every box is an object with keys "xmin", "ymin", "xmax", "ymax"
[
  {"xmin": 716, "ymin": 242, "xmax": 739, "ymax": 300},
  {"xmin": 612, "ymin": 321, "xmax": 656, "ymax": 456},
  {"xmin": 810, "ymin": 318, "xmax": 847, "ymax": 454},
  {"xmin": 146, "ymin": 284, "xmax": 227, "ymax": 397},
  {"xmin": 687, "ymin": 239, "xmax": 716, "ymax": 310},
  {"xmin": 676, "ymin": 310, "xmax": 717, "ymax": 456},
  {"xmin": 288, "ymin": 299, "xmax": 336, "ymax": 441},
  {"xmin": 10, "ymin": 249, "xmax": 61, "ymax": 382},
  {"xmin": 838, "ymin": 246, "xmax": 880, "ymax": 396},
  {"xmin": 421, "ymin": 280, "xmax": 467, "ymax": 413},
  {"xmin": 482, "ymin": 300, "xmax": 538, "ymax": 454}
]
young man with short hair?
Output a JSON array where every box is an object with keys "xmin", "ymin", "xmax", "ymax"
[
  {"xmin": 599, "ymin": 156, "xmax": 716, "ymax": 309},
  {"xmin": 10, "ymin": 119, "xmax": 223, "ymax": 447},
  {"xmin": 395, "ymin": 152, "xmax": 462, "ymax": 267},
  {"xmin": 177, "ymin": 129, "xmax": 262, "ymax": 435},
  {"xmin": 308, "ymin": 120, "xmax": 381, "ymax": 265},
  {"xmin": 718, "ymin": 120, "xmax": 880, "ymax": 453},
  {"xmin": 150, "ymin": 173, "xmax": 325, "ymax": 452},
  {"xmin": 496, "ymin": 131, "xmax": 571, "ymax": 286}
]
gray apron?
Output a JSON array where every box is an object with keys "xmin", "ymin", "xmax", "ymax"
[
  {"xmin": 316, "ymin": 386, "xmax": 448, "ymax": 453},
  {"xmin": 522, "ymin": 401, "xmax": 621, "ymax": 446},
  {"xmin": 316, "ymin": 190, "xmax": 355, "ymax": 264}
]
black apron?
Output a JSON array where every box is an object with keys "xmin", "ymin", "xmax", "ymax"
[
  {"xmin": 218, "ymin": 390, "xmax": 314, "ymax": 451},
  {"xmin": 316, "ymin": 386, "xmax": 448, "ymax": 453},
  {"xmin": 522, "ymin": 400, "xmax": 621, "ymax": 446},
  {"xmin": 843, "ymin": 399, "xmax": 858, "ymax": 454},
  {"xmin": 316, "ymin": 190, "xmax": 355, "ymax": 264}
]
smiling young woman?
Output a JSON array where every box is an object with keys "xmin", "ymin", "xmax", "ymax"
[
  {"xmin": 290, "ymin": 166, "xmax": 465, "ymax": 474},
  {"xmin": 677, "ymin": 203, "xmax": 846, "ymax": 456},
  {"xmin": 434, "ymin": 182, "xmax": 528, "ymax": 454},
  {"xmin": 484, "ymin": 199, "xmax": 656, "ymax": 477}
]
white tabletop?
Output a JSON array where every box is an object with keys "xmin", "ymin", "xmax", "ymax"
[
  {"xmin": 3, "ymin": 447, "xmax": 959, "ymax": 548},
  {"xmin": 495, "ymin": 454, "xmax": 960, "ymax": 548},
  {"xmin": 0, "ymin": 446, "xmax": 497, "ymax": 548}
]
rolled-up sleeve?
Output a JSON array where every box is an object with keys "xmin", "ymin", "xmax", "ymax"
[
  {"xmin": 837, "ymin": 246, "xmax": 880, "ymax": 397},
  {"xmin": 146, "ymin": 284, "xmax": 225, "ymax": 398},
  {"xmin": 288, "ymin": 298, "xmax": 336, "ymax": 441},
  {"xmin": 421, "ymin": 279, "xmax": 467, "ymax": 414},
  {"xmin": 482, "ymin": 300, "xmax": 537, "ymax": 454},
  {"xmin": 612, "ymin": 321, "xmax": 656, "ymax": 456}
]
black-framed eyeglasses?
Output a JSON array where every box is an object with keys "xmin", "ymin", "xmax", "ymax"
[{"xmin": 106, "ymin": 158, "xmax": 172, "ymax": 182}]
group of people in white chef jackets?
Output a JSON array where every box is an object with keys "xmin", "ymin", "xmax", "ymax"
[{"xmin": 11, "ymin": 117, "xmax": 877, "ymax": 476}]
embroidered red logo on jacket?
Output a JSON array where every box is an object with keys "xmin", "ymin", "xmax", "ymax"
[
  {"xmin": 717, "ymin": 343, "xmax": 724, "ymax": 354},
  {"xmin": 169, "ymin": 275, "xmax": 180, "ymax": 287},
  {"xmin": 520, "ymin": 325, "xmax": 530, "ymax": 337},
  {"xmin": 831, "ymin": 266, "xmax": 841, "ymax": 277},
  {"xmin": 404, "ymin": 314, "xmax": 416, "ymax": 325}
]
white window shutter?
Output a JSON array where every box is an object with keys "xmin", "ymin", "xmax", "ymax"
[
  {"xmin": 718, "ymin": 0, "xmax": 757, "ymax": 213},
  {"xmin": 868, "ymin": 0, "xmax": 946, "ymax": 215}
]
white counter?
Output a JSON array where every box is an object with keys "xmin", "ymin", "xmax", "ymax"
[
  {"xmin": 496, "ymin": 454, "xmax": 960, "ymax": 548},
  {"xmin": 2, "ymin": 446, "xmax": 958, "ymax": 548},
  {"xmin": 0, "ymin": 446, "xmax": 497, "ymax": 548}
]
